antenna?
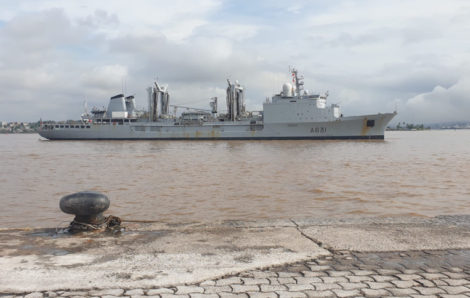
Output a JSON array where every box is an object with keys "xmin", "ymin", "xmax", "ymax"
[
  {"xmin": 83, "ymin": 99, "xmax": 88, "ymax": 114},
  {"xmin": 81, "ymin": 99, "xmax": 90, "ymax": 123}
]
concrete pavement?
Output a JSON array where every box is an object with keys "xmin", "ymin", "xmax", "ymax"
[{"xmin": 1, "ymin": 215, "xmax": 470, "ymax": 297}]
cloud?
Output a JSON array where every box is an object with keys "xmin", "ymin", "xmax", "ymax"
[
  {"xmin": 77, "ymin": 9, "xmax": 120, "ymax": 34},
  {"xmin": 194, "ymin": 23, "xmax": 260, "ymax": 42},
  {"xmin": 36, "ymin": 0, "xmax": 220, "ymax": 41},
  {"xmin": 80, "ymin": 65, "xmax": 128, "ymax": 91},
  {"xmin": 402, "ymin": 77, "xmax": 470, "ymax": 123},
  {"xmin": 0, "ymin": 9, "xmax": 76, "ymax": 65},
  {"xmin": 1, "ymin": 0, "xmax": 470, "ymax": 124}
]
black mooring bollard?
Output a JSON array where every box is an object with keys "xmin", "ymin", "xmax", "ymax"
[{"xmin": 60, "ymin": 191, "xmax": 110, "ymax": 231}]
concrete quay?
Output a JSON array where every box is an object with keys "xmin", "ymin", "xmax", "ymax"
[{"xmin": 1, "ymin": 215, "xmax": 470, "ymax": 297}]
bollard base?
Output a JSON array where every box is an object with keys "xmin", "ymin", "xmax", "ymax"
[
  {"xmin": 67, "ymin": 215, "xmax": 122, "ymax": 233},
  {"xmin": 75, "ymin": 213, "xmax": 106, "ymax": 225}
]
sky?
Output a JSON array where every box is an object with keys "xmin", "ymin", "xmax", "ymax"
[{"xmin": 1, "ymin": 0, "xmax": 470, "ymax": 124}]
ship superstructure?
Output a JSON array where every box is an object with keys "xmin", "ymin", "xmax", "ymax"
[{"xmin": 38, "ymin": 68, "xmax": 396, "ymax": 140}]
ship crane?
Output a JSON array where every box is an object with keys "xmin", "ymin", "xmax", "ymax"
[{"xmin": 169, "ymin": 104, "xmax": 211, "ymax": 113}]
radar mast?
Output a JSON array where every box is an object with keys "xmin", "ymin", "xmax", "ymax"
[{"xmin": 290, "ymin": 67, "xmax": 304, "ymax": 98}]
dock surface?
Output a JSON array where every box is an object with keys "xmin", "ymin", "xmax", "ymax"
[{"xmin": 2, "ymin": 215, "xmax": 470, "ymax": 297}]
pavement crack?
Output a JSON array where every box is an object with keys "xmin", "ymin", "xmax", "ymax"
[{"xmin": 290, "ymin": 219, "xmax": 334, "ymax": 254}]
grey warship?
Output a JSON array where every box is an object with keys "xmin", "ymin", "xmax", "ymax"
[{"xmin": 38, "ymin": 68, "xmax": 396, "ymax": 140}]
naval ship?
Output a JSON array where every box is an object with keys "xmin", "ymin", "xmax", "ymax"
[{"xmin": 38, "ymin": 68, "xmax": 396, "ymax": 140}]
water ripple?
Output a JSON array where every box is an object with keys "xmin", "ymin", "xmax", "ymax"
[{"xmin": 1, "ymin": 130, "xmax": 470, "ymax": 228}]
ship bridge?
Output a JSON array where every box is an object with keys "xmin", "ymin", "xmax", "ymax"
[{"xmin": 263, "ymin": 68, "xmax": 340, "ymax": 124}]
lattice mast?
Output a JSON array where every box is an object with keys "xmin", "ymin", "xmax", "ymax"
[{"xmin": 290, "ymin": 67, "xmax": 304, "ymax": 98}]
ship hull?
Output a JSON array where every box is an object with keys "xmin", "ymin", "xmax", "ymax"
[{"xmin": 38, "ymin": 112, "xmax": 396, "ymax": 140}]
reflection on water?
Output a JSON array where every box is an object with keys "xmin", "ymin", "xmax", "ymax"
[{"xmin": 1, "ymin": 130, "xmax": 469, "ymax": 228}]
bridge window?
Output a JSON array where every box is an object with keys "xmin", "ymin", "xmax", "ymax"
[{"xmin": 367, "ymin": 120, "xmax": 375, "ymax": 127}]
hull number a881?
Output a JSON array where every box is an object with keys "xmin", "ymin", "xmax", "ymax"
[{"xmin": 310, "ymin": 127, "xmax": 327, "ymax": 133}]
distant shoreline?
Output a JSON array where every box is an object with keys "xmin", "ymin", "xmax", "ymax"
[{"xmin": 0, "ymin": 131, "xmax": 38, "ymax": 134}]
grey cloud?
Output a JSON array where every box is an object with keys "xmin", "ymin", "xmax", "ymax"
[
  {"xmin": 77, "ymin": 9, "xmax": 119, "ymax": 28},
  {"xmin": 107, "ymin": 33, "xmax": 266, "ymax": 83},
  {"xmin": 327, "ymin": 30, "xmax": 384, "ymax": 48},
  {"xmin": 401, "ymin": 77, "xmax": 470, "ymax": 123},
  {"xmin": 370, "ymin": 63, "xmax": 458, "ymax": 94},
  {"xmin": 400, "ymin": 19, "xmax": 444, "ymax": 45},
  {"xmin": 102, "ymin": 32, "xmax": 278, "ymax": 111},
  {"xmin": 1, "ymin": 8, "xmax": 75, "ymax": 47},
  {"xmin": 0, "ymin": 9, "xmax": 112, "ymax": 121},
  {"xmin": 2, "ymin": 1, "xmax": 470, "ymax": 125}
]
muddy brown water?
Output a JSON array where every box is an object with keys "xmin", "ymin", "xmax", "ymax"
[{"xmin": 1, "ymin": 130, "xmax": 469, "ymax": 228}]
